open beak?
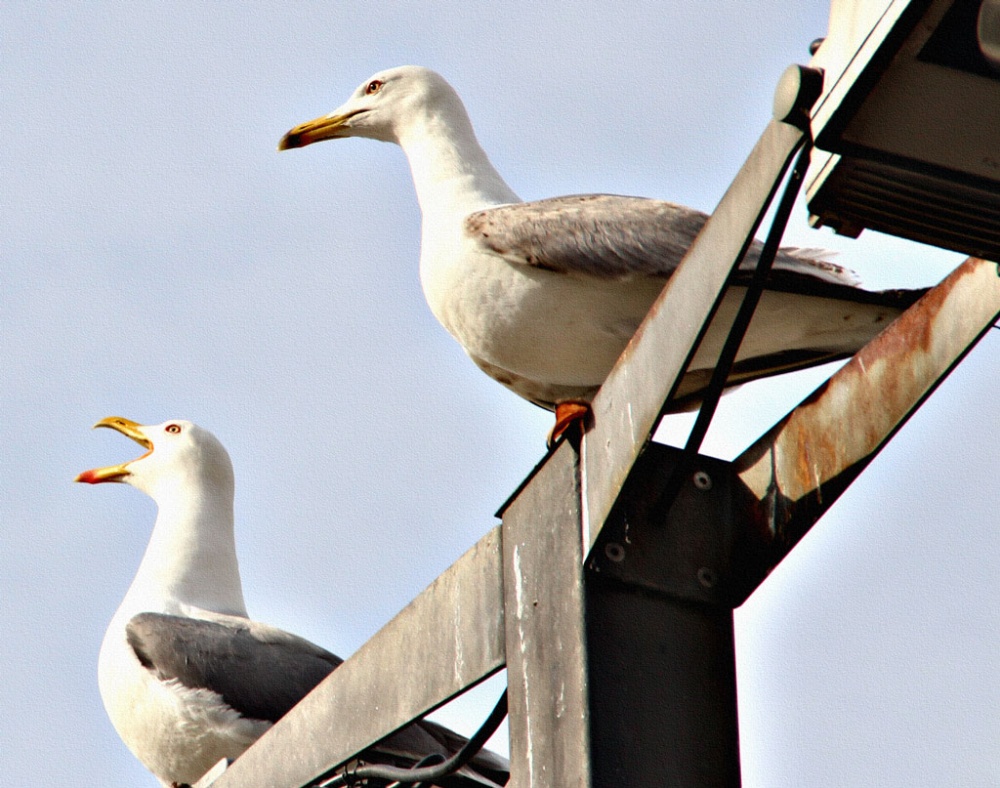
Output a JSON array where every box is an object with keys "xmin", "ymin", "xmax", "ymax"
[
  {"xmin": 278, "ymin": 109, "xmax": 363, "ymax": 150},
  {"xmin": 75, "ymin": 417, "xmax": 153, "ymax": 484}
]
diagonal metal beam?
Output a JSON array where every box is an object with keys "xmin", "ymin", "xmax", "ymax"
[
  {"xmin": 580, "ymin": 119, "xmax": 805, "ymax": 553},
  {"xmin": 210, "ymin": 527, "xmax": 506, "ymax": 788},
  {"xmin": 731, "ymin": 255, "xmax": 1000, "ymax": 595}
]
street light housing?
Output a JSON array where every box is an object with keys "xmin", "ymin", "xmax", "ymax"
[{"xmin": 805, "ymin": 0, "xmax": 1000, "ymax": 259}]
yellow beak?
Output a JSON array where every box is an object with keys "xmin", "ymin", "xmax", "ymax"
[
  {"xmin": 75, "ymin": 417, "xmax": 153, "ymax": 484},
  {"xmin": 278, "ymin": 110, "xmax": 362, "ymax": 150}
]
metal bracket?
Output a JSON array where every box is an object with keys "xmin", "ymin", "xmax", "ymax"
[{"xmin": 589, "ymin": 446, "xmax": 742, "ymax": 608}]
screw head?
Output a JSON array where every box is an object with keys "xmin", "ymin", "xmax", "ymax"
[{"xmin": 697, "ymin": 567, "xmax": 718, "ymax": 588}]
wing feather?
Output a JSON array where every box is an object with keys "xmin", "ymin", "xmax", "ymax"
[
  {"xmin": 126, "ymin": 612, "xmax": 341, "ymax": 723},
  {"xmin": 465, "ymin": 194, "xmax": 858, "ymax": 285},
  {"xmin": 126, "ymin": 613, "xmax": 510, "ymax": 785}
]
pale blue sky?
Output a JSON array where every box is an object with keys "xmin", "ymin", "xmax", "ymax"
[{"xmin": 2, "ymin": 2, "xmax": 997, "ymax": 785}]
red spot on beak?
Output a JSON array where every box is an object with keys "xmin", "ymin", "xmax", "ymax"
[
  {"xmin": 76, "ymin": 469, "xmax": 104, "ymax": 484},
  {"xmin": 75, "ymin": 467, "xmax": 127, "ymax": 484}
]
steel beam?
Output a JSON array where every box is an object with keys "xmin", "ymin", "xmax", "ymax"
[
  {"xmin": 732, "ymin": 256, "xmax": 1000, "ymax": 594},
  {"xmin": 586, "ymin": 450, "xmax": 745, "ymax": 786},
  {"xmin": 581, "ymin": 120, "xmax": 806, "ymax": 553},
  {"xmin": 586, "ymin": 577, "xmax": 740, "ymax": 787},
  {"xmin": 211, "ymin": 527, "xmax": 506, "ymax": 788},
  {"xmin": 502, "ymin": 439, "xmax": 592, "ymax": 788}
]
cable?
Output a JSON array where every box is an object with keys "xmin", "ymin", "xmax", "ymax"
[
  {"xmin": 319, "ymin": 690, "xmax": 509, "ymax": 787},
  {"xmin": 651, "ymin": 139, "xmax": 813, "ymax": 520},
  {"xmin": 682, "ymin": 141, "xmax": 813, "ymax": 459}
]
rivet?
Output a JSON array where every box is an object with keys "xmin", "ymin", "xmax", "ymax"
[{"xmin": 605, "ymin": 542, "xmax": 626, "ymax": 563}]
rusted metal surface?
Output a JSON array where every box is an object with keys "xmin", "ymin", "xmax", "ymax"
[
  {"xmin": 580, "ymin": 120, "xmax": 805, "ymax": 553},
  {"xmin": 502, "ymin": 439, "xmax": 592, "ymax": 788},
  {"xmin": 734, "ymin": 256, "xmax": 1000, "ymax": 576},
  {"xmin": 212, "ymin": 527, "xmax": 506, "ymax": 788}
]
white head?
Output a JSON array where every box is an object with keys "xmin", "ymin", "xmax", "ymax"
[
  {"xmin": 76, "ymin": 417, "xmax": 234, "ymax": 506},
  {"xmin": 278, "ymin": 65, "xmax": 471, "ymax": 148}
]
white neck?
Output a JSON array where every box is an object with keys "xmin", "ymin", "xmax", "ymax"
[
  {"xmin": 120, "ymin": 480, "xmax": 247, "ymax": 619},
  {"xmin": 397, "ymin": 106, "xmax": 520, "ymax": 221}
]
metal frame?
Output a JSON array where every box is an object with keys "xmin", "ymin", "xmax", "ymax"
[
  {"xmin": 203, "ymin": 27, "xmax": 1000, "ymax": 788},
  {"xmin": 205, "ymin": 161, "xmax": 999, "ymax": 788}
]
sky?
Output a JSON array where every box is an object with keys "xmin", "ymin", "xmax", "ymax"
[{"xmin": 2, "ymin": 2, "xmax": 997, "ymax": 785}]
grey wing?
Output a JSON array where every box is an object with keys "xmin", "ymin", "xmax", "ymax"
[
  {"xmin": 127, "ymin": 614, "xmax": 509, "ymax": 785},
  {"xmin": 465, "ymin": 194, "xmax": 859, "ymax": 285},
  {"xmin": 126, "ymin": 612, "xmax": 342, "ymax": 723},
  {"xmin": 465, "ymin": 194, "xmax": 706, "ymax": 278}
]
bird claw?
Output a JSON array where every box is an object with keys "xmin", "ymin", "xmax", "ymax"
[{"xmin": 548, "ymin": 401, "xmax": 591, "ymax": 447}]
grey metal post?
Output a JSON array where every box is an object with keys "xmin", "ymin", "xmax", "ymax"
[
  {"xmin": 499, "ymin": 117, "xmax": 806, "ymax": 788},
  {"xmin": 502, "ymin": 440, "xmax": 592, "ymax": 788}
]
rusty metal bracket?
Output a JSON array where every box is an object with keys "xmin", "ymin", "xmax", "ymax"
[
  {"xmin": 589, "ymin": 256, "xmax": 1000, "ymax": 611},
  {"xmin": 731, "ymin": 255, "xmax": 1000, "ymax": 594}
]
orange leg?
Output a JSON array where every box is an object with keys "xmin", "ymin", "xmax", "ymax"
[{"xmin": 549, "ymin": 400, "xmax": 592, "ymax": 446}]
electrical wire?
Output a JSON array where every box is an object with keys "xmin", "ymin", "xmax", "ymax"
[
  {"xmin": 650, "ymin": 139, "xmax": 813, "ymax": 519},
  {"xmin": 680, "ymin": 141, "xmax": 813, "ymax": 460},
  {"xmin": 319, "ymin": 690, "xmax": 509, "ymax": 787}
]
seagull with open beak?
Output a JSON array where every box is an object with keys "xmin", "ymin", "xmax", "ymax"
[{"xmin": 77, "ymin": 416, "xmax": 509, "ymax": 787}]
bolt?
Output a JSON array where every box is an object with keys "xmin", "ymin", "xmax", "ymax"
[
  {"xmin": 697, "ymin": 567, "xmax": 718, "ymax": 588},
  {"xmin": 604, "ymin": 542, "xmax": 625, "ymax": 563}
]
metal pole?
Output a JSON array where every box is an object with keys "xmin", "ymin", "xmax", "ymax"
[
  {"xmin": 588, "ymin": 448, "xmax": 746, "ymax": 787},
  {"xmin": 586, "ymin": 578, "xmax": 740, "ymax": 786},
  {"xmin": 502, "ymin": 439, "xmax": 592, "ymax": 788}
]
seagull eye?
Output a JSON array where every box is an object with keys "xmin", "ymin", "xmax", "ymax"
[
  {"xmin": 165, "ymin": 424, "xmax": 182, "ymax": 434},
  {"xmin": 365, "ymin": 80, "xmax": 383, "ymax": 95}
]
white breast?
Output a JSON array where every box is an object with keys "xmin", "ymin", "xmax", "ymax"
[{"xmin": 421, "ymin": 232, "xmax": 664, "ymax": 387}]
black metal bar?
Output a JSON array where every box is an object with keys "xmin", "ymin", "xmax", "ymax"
[
  {"xmin": 586, "ymin": 577, "xmax": 740, "ymax": 787},
  {"xmin": 678, "ymin": 142, "xmax": 813, "ymax": 461},
  {"xmin": 584, "ymin": 446, "xmax": 743, "ymax": 786},
  {"xmin": 650, "ymin": 142, "xmax": 814, "ymax": 521}
]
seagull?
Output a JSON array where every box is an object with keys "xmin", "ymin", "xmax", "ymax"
[
  {"xmin": 279, "ymin": 65, "xmax": 921, "ymax": 437},
  {"xmin": 77, "ymin": 416, "xmax": 509, "ymax": 788}
]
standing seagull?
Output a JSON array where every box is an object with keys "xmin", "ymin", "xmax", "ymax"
[
  {"xmin": 77, "ymin": 416, "xmax": 509, "ymax": 788},
  {"xmin": 279, "ymin": 66, "xmax": 920, "ymax": 436}
]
